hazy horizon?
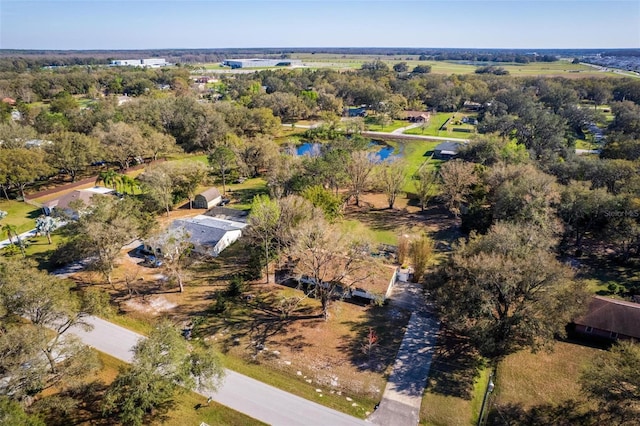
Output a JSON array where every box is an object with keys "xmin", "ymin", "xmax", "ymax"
[{"xmin": 1, "ymin": 1, "xmax": 639, "ymax": 50}]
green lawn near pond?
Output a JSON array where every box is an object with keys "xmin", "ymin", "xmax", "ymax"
[
  {"xmin": 365, "ymin": 118, "xmax": 408, "ymax": 132},
  {"xmin": 403, "ymin": 113, "xmax": 452, "ymax": 137}
]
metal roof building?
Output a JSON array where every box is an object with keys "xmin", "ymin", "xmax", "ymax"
[{"xmin": 222, "ymin": 58, "xmax": 301, "ymax": 69}]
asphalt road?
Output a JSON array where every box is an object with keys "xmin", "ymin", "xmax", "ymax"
[{"xmin": 69, "ymin": 316, "xmax": 368, "ymax": 426}]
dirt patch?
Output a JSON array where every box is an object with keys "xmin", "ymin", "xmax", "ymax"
[
  {"xmin": 122, "ymin": 295, "xmax": 178, "ymax": 316},
  {"xmin": 345, "ymin": 191, "xmax": 461, "ymax": 245}
]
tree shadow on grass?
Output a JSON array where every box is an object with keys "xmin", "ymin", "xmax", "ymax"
[
  {"xmin": 197, "ymin": 289, "xmax": 319, "ymax": 357},
  {"xmin": 39, "ymin": 381, "xmax": 114, "ymax": 426},
  {"xmin": 424, "ymin": 329, "xmax": 485, "ymax": 400},
  {"xmin": 488, "ymin": 400, "xmax": 598, "ymax": 426},
  {"xmin": 338, "ymin": 303, "xmax": 411, "ymax": 373}
]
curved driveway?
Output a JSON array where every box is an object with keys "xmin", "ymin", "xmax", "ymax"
[{"xmin": 69, "ymin": 316, "xmax": 368, "ymax": 426}]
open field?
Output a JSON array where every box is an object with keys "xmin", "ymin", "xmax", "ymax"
[
  {"xmin": 283, "ymin": 55, "xmax": 623, "ymax": 77},
  {"xmin": 487, "ymin": 341, "xmax": 600, "ymax": 423},
  {"xmin": 197, "ymin": 56, "xmax": 623, "ymax": 77}
]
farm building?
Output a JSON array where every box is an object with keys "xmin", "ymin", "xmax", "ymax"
[
  {"xmin": 222, "ymin": 58, "xmax": 301, "ymax": 69},
  {"xmin": 111, "ymin": 58, "xmax": 168, "ymax": 68},
  {"xmin": 147, "ymin": 215, "xmax": 246, "ymax": 258},
  {"xmin": 346, "ymin": 107, "xmax": 367, "ymax": 117},
  {"xmin": 433, "ymin": 141, "xmax": 464, "ymax": 159},
  {"xmin": 41, "ymin": 186, "xmax": 115, "ymax": 218},
  {"xmin": 574, "ymin": 296, "xmax": 640, "ymax": 341},
  {"xmin": 193, "ymin": 187, "xmax": 222, "ymax": 209}
]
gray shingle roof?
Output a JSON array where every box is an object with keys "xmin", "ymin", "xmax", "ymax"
[{"xmin": 575, "ymin": 296, "xmax": 640, "ymax": 338}]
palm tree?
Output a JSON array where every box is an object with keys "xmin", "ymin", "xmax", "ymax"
[
  {"xmin": 96, "ymin": 170, "xmax": 120, "ymax": 190},
  {"xmin": 2, "ymin": 223, "xmax": 17, "ymax": 244},
  {"xmin": 2, "ymin": 223, "xmax": 25, "ymax": 257},
  {"xmin": 119, "ymin": 175, "xmax": 138, "ymax": 195}
]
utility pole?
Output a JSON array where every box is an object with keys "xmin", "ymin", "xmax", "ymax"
[{"xmin": 477, "ymin": 372, "xmax": 495, "ymax": 426}]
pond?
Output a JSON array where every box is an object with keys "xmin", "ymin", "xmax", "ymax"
[{"xmin": 295, "ymin": 141, "xmax": 398, "ymax": 161}]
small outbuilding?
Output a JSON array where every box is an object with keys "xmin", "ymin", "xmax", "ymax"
[
  {"xmin": 193, "ymin": 187, "xmax": 222, "ymax": 209},
  {"xmin": 433, "ymin": 141, "xmax": 463, "ymax": 159}
]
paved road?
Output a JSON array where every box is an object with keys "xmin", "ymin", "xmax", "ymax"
[
  {"xmin": 283, "ymin": 123, "xmax": 469, "ymax": 143},
  {"xmin": 391, "ymin": 123, "xmax": 421, "ymax": 135},
  {"xmin": 0, "ymin": 228, "xmax": 37, "ymax": 250},
  {"xmin": 68, "ymin": 316, "xmax": 368, "ymax": 426},
  {"xmin": 367, "ymin": 281, "xmax": 440, "ymax": 426},
  {"xmin": 362, "ymin": 130, "xmax": 468, "ymax": 143}
]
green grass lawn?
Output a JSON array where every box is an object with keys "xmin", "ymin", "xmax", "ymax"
[
  {"xmin": 403, "ymin": 113, "xmax": 453, "ymax": 137},
  {"xmin": 365, "ymin": 118, "xmax": 408, "ymax": 132},
  {"xmin": 420, "ymin": 366, "xmax": 490, "ymax": 426},
  {"xmin": 226, "ymin": 178, "xmax": 269, "ymax": 211},
  {"xmin": 403, "ymin": 112, "xmax": 475, "ymax": 139},
  {"xmin": 575, "ymin": 138, "xmax": 600, "ymax": 150},
  {"xmin": 339, "ymin": 218, "xmax": 397, "ymax": 245},
  {"xmin": 286, "ymin": 55, "xmax": 621, "ymax": 77},
  {"xmin": 0, "ymin": 200, "xmax": 41, "ymax": 235}
]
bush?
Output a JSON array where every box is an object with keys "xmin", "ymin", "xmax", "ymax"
[{"xmin": 225, "ymin": 275, "xmax": 246, "ymax": 298}]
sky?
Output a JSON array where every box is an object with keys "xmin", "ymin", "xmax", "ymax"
[{"xmin": 1, "ymin": 0, "xmax": 639, "ymax": 50}]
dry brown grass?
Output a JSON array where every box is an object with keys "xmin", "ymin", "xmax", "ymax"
[{"xmin": 494, "ymin": 341, "xmax": 601, "ymax": 409}]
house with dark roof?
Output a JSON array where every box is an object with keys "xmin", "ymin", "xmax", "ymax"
[
  {"xmin": 403, "ymin": 110, "xmax": 430, "ymax": 123},
  {"xmin": 346, "ymin": 107, "xmax": 367, "ymax": 118},
  {"xmin": 574, "ymin": 296, "xmax": 640, "ymax": 341},
  {"xmin": 433, "ymin": 141, "xmax": 464, "ymax": 159},
  {"xmin": 145, "ymin": 215, "xmax": 246, "ymax": 258},
  {"xmin": 193, "ymin": 187, "xmax": 222, "ymax": 209}
]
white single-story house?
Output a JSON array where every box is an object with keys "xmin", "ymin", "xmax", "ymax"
[
  {"xmin": 146, "ymin": 215, "xmax": 246, "ymax": 258},
  {"xmin": 193, "ymin": 187, "xmax": 222, "ymax": 209},
  {"xmin": 42, "ymin": 186, "xmax": 114, "ymax": 217}
]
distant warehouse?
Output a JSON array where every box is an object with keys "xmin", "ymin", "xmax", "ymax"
[
  {"xmin": 111, "ymin": 58, "xmax": 169, "ymax": 68},
  {"xmin": 222, "ymin": 58, "xmax": 301, "ymax": 69}
]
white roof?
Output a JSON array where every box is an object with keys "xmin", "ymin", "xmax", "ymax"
[
  {"xmin": 84, "ymin": 186, "xmax": 115, "ymax": 195},
  {"xmin": 188, "ymin": 215, "xmax": 247, "ymax": 230}
]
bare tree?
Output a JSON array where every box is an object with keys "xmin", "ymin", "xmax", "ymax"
[
  {"xmin": 64, "ymin": 196, "xmax": 146, "ymax": 286},
  {"xmin": 247, "ymin": 194, "xmax": 281, "ymax": 283},
  {"xmin": 438, "ymin": 159, "xmax": 478, "ymax": 217},
  {"xmin": 208, "ymin": 145, "xmax": 237, "ymax": 194},
  {"xmin": 173, "ymin": 161, "xmax": 208, "ymax": 209},
  {"xmin": 146, "ymin": 227, "xmax": 193, "ymax": 293},
  {"xmin": 376, "ymin": 158, "xmax": 407, "ymax": 209},
  {"xmin": 346, "ymin": 151, "xmax": 376, "ymax": 207},
  {"xmin": 414, "ymin": 162, "xmax": 438, "ymax": 211},
  {"xmin": 291, "ymin": 213, "xmax": 372, "ymax": 320}
]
